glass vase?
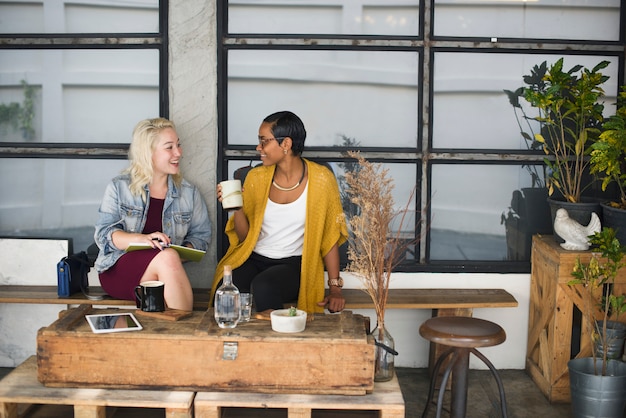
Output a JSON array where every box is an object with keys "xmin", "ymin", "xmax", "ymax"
[{"xmin": 372, "ymin": 324, "xmax": 396, "ymax": 382}]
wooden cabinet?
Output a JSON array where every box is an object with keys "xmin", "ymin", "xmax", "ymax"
[{"xmin": 526, "ymin": 235, "xmax": 626, "ymax": 403}]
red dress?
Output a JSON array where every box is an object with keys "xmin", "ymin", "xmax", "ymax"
[{"xmin": 99, "ymin": 198, "xmax": 164, "ymax": 301}]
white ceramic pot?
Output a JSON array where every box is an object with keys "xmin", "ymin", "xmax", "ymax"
[{"xmin": 270, "ymin": 309, "xmax": 307, "ymax": 333}]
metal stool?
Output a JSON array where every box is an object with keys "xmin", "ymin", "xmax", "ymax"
[{"xmin": 419, "ymin": 316, "xmax": 508, "ymax": 418}]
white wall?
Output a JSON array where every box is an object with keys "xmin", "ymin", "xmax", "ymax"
[
  {"xmin": 0, "ymin": 239, "xmax": 69, "ymax": 367},
  {"xmin": 343, "ymin": 272, "xmax": 530, "ymax": 369}
]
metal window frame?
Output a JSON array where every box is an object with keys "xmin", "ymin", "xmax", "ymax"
[
  {"xmin": 217, "ymin": 0, "xmax": 626, "ymax": 273},
  {"xmin": 0, "ymin": 0, "xmax": 170, "ymax": 159}
]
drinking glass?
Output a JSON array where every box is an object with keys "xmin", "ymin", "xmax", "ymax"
[{"xmin": 239, "ymin": 293, "xmax": 253, "ymax": 322}]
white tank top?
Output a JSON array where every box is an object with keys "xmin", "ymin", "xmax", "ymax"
[{"xmin": 254, "ymin": 183, "xmax": 308, "ymax": 259}]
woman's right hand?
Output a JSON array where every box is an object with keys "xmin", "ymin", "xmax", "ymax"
[
  {"xmin": 216, "ymin": 183, "xmax": 225, "ymax": 203},
  {"xmin": 112, "ymin": 230, "xmax": 170, "ymax": 251},
  {"xmin": 217, "ymin": 183, "xmax": 244, "ymax": 205},
  {"xmin": 146, "ymin": 232, "xmax": 170, "ymax": 250}
]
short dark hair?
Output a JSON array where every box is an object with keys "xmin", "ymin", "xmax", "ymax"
[{"xmin": 263, "ymin": 111, "xmax": 306, "ymax": 156}]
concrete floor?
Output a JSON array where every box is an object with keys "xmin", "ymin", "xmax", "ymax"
[{"xmin": 0, "ymin": 366, "xmax": 581, "ymax": 418}]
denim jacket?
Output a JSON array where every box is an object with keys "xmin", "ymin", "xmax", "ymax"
[{"xmin": 94, "ymin": 174, "xmax": 212, "ymax": 273}]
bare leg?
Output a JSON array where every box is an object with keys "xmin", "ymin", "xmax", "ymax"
[{"xmin": 140, "ymin": 248, "xmax": 193, "ymax": 311}]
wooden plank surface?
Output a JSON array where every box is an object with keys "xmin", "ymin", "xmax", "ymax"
[
  {"xmin": 0, "ymin": 285, "xmax": 136, "ymax": 305},
  {"xmin": 0, "ymin": 356, "xmax": 195, "ymax": 409},
  {"xmin": 0, "ymin": 285, "xmax": 212, "ymax": 310},
  {"xmin": 194, "ymin": 375, "xmax": 405, "ymax": 417},
  {"xmin": 342, "ymin": 288, "xmax": 518, "ymax": 309},
  {"xmin": 1, "ymin": 285, "xmax": 517, "ymax": 310},
  {"xmin": 533, "ymin": 234, "xmax": 626, "ymax": 284}
]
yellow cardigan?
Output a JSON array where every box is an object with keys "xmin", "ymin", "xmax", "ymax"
[{"xmin": 211, "ymin": 159, "xmax": 348, "ymax": 313}]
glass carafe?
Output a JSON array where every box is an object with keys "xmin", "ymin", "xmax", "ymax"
[{"xmin": 214, "ymin": 265, "xmax": 240, "ymax": 328}]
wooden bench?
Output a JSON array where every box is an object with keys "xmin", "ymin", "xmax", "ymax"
[
  {"xmin": 194, "ymin": 376, "xmax": 405, "ymax": 418},
  {"xmin": 0, "ymin": 356, "xmax": 194, "ymax": 418},
  {"xmin": 0, "ymin": 285, "xmax": 211, "ymax": 310},
  {"xmin": 0, "ymin": 285, "xmax": 517, "ymax": 312}
]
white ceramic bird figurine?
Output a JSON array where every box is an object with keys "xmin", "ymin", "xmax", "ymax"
[{"xmin": 553, "ymin": 208, "xmax": 601, "ymax": 251}]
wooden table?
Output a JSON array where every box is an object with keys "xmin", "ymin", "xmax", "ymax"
[
  {"xmin": 37, "ymin": 305, "xmax": 374, "ymax": 395},
  {"xmin": 342, "ymin": 288, "xmax": 518, "ymax": 310},
  {"xmin": 341, "ymin": 288, "xmax": 518, "ymax": 370}
]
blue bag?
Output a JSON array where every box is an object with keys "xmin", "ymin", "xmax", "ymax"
[{"xmin": 57, "ymin": 251, "xmax": 90, "ymax": 297}]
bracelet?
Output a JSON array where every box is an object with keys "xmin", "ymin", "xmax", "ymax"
[{"xmin": 328, "ymin": 276, "xmax": 344, "ymax": 288}]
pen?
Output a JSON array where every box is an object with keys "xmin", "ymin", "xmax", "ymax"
[{"xmin": 151, "ymin": 237, "xmax": 170, "ymax": 247}]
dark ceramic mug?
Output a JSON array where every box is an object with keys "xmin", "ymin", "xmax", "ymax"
[{"xmin": 134, "ymin": 281, "xmax": 165, "ymax": 312}]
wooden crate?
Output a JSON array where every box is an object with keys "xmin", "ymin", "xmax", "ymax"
[
  {"xmin": 0, "ymin": 356, "xmax": 194, "ymax": 418},
  {"xmin": 526, "ymin": 235, "xmax": 626, "ymax": 403},
  {"xmin": 37, "ymin": 305, "xmax": 374, "ymax": 395},
  {"xmin": 194, "ymin": 375, "xmax": 404, "ymax": 418}
]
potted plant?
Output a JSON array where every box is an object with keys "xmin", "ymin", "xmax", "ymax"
[
  {"xmin": 502, "ymin": 84, "xmax": 552, "ymax": 260},
  {"xmin": 590, "ymin": 86, "xmax": 626, "ymax": 244},
  {"xmin": 0, "ymin": 80, "xmax": 36, "ymax": 140},
  {"xmin": 567, "ymin": 227, "xmax": 626, "ymax": 418},
  {"xmin": 343, "ymin": 151, "xmax": 414, "ymax": 382},
  {"xmin": 513, "ymin": 58, "xmax": 610, "ymax": 243}
]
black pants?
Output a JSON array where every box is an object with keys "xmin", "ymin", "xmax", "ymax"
[{"xmin": 231, "ymin": 252, "xmax": 302, "ymax": 312}]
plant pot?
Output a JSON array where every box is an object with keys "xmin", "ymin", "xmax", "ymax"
[
  {"xmin": 568, "ymin": 358, "xmax": 626, "ymax": 418},
  {"xmin": 548, "ymin": 197, "xmax": 603, "ymax": 244},
  {"xmin": 270, "ymin": 309, "xmax": 307, "ymax": 333},
  {"xmin": 595, "ymin": 320, "xmax": 626, "ymax": 360},
  {"xmin": 520, "ymin": 188, "xmax": 553, "ymax": 232},
  {"xmin": 504, "ymin": 188, "xmax": 552, "ymax": 260},
  {"xmin": 601, "ymin": 203, "xmax": 626, "ymax": 246}
]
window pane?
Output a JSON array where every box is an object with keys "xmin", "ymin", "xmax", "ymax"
[
  {"xmin": 430, "ymin": 164, "xmax": 550, "ymax": 261},
  {"xmin": 225, "ymin": 159, "xmax": 419, "ymax": 263},
  {"xmin": 228, "ymin": 1, "xmax": 419, "ymax": 36},
  {"xmin": 432, "ymin": 53, "xmax": 620, "ymax": 150},
  {"xmin": 228, "ymin": 50, "xmax": 419, "ymax": 148},
  {"xmin": 0, "ymin": 158, "xmax": 128, "ymax": 251},
  {"xmin": 336, "ymin": 161, "xmax": 419, "ymax": 262},
  {"xmin": 0, "ymin": 49, "xmax": 160, "ymax": 143},
  {"xmin": 0, "ymin": 0, "xmax": 159, "ymax": 34},
  {"xmin": 434, "ymin": 0, "xmax": 620, "ymax": 41},
  {"xmin": 227, "ymin": 160, "xmax": 418, "ymax": 222}
]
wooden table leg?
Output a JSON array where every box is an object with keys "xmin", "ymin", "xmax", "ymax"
[
  {"xmin": 74, "ymin": 405, "xmax": 106, "ymax": 418},
  {"xmin": 166, "ymin": 406, "xmax": 193, "ymax": 418},
  {"xmin": 0, "ymin": 402, "xmax": 17, "ymax": 418},
  {"xmin": 288, "ymin": 407, "xmax": 312, "ymax": 418},
  {"xmin": 380, "ymin": 409, "xmax": 405, "ymax": 418},
  {"xmin": 194, "ymin": 405, "xmax": 220, "ymax": 418}
]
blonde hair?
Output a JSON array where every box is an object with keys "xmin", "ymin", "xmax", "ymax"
[{"xmin": 125, "ymin": 117, "xmax": 182, "ymax": 201}]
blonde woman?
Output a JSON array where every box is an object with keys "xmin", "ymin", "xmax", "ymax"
[{"xmin": 94, "ymin": 118, "xmax": 211, "ymax": 311}]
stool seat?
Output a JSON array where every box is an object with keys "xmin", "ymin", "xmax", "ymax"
[
  {"xmin": 419, "ymin": 316, "xmax": 506, "ymax": 348},
  {"xmin": 419, "ymin": 316, "xmax": 508, "ymax": 418}
]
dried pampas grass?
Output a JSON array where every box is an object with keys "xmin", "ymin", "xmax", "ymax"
[{"xmin": 344, "ymin": 151, "xmax": 417, "ymax": 329}]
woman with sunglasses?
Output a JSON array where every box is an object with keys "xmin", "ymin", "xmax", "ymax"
[{"xmin": 212, "ymin": 111, "xmax": 348, "ymax": 315}]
